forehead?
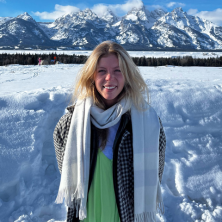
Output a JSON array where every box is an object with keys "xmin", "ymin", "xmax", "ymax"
[{"xmin": 97, "ymin": 54, "xmax": 119, "ymax": 67}]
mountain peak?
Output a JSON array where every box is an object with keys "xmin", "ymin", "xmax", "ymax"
[
  {"xmin": 99, "ymin": 9, "xmax": 119, "ymax": 24},
  {"xmin": 17, "ymin": 12, "xmax": 36, "ymax": 23},
  {"xmin": 83, "ymin": 8, "xmax": 92, "ymax": 13},
  {"xmin": 17, "ymin": 12, "xmax": 31, "ymax": 18},
  {"xmin": 170, "ymin": 7, "xmax": 187, "ymax": 18},
  {"xmin": 21, "ymin": 12, "xmax": 30, "ymax": 16},
  {"xmin": 127, "ymin": 3, "xmax": 146, "ymax": 14},
  {"xmin": 172, "ymin": 7, "xmax": 184, "ymax": 13},
  {"xmin": 81, "ymin": 8, "xmax": 97, "ymax": 17}
]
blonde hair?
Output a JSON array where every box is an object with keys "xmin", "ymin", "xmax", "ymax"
[{"xmin": 71, "ymin": 40, "xmax": 149, "ymax": 109}]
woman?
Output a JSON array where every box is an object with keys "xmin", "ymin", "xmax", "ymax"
[{"xmin": 53, "ymin": 41, "xmax": 166, "ymax": 222}]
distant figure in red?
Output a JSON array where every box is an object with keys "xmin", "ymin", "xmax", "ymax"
[
  {"xmin": 54, "ymin": 56, "xmax": 56, "ymax": 64},
  {"xmin": 38, "ymin": 57, "xmax": 41, "ymax": 65}
]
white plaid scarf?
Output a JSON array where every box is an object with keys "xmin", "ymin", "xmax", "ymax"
[{"xmin": 55, "ymin": 97, "xmax": 164, "ymax": 221}]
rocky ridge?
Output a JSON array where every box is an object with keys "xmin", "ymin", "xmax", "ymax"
[{"xmin": 0, "ymin": 7, "xmax": 221, "ymax": 50}]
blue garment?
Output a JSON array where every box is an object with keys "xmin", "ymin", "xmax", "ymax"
[{"xmin": 101, "ymin": 120, "xmax": 120, "ymax": 160}]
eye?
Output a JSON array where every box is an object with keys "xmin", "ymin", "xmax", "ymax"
[
  {"xmin": 98, "ymin": 70, "xmax": 105, "ymax": 73},
  {"xmin": 115, "ymin": 69, "xmax": 121, "ymax": 72}
]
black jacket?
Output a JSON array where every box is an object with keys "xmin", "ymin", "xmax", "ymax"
[{"xmin": 53, "ymin": 106, "xmax": 166, "ymax": 222}]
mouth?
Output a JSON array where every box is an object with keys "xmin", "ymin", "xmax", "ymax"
[{"xmin": 103, "ymin": 86, "xmax": 116, "ymax": 89}]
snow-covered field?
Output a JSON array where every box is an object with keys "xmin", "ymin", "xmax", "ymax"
[
  {"xmin": 1, "ymin": 50, "xmax": 222, "ymax": 58},
  {"xmin": 0, "ymin": 64, "xmax": 222, "ymax": 222}
]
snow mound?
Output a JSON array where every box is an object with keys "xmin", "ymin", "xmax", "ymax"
[{"xmin": 0, "ymin": 64, "xmax": 222, "ymax": 221}]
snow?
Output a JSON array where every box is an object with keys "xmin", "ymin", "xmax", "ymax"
[
  {"xmin": 0, "ymin": 64, "xmax": 222, "ymax": 221},
  {"xmin": 33, "ymin": 29, "xmax": 42, "ymax": 37},
  {"xmin": 112, "ymin": 21, "xmax": 121, "ymax": 27},
  {"xmin": 16, "ymin": 13, "xmax": 35, "ymax": 24},
  {"xmin": 0, "ymin": 17, "xmax": 13, "ymax": 26},
  {"xmin": 125, "ymin": 14, "xmax": 138, "ymax": 21}
]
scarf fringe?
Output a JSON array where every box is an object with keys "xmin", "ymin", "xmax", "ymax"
[
  {"xmin": 135, "ymin": 212, "xmax": 156, "ymax": 222},
  {"xmin": 55, "ymin": 185, "xmax": 84, "ymax": 207},
  {"xmin": 156, "ymin": 181, "xmax": 164, "ymax": 216}
]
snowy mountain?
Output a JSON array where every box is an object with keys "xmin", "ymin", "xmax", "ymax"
[
  {"xmin": 112, "ymin": 6, "xmax": 167, "ymax": 49},
  {"xmin": 1, "ymin": 6, "xmax": 222, "ymax": 50},
  {"xmin": 152, "ymin": 7, "xmax": 222, "ymax": 50},
  {"xmin": 40, "ymin": 8, "xmax": 113, "ymax": 48},
  {"xmin": 0, "ymin": 16, "xmax": 58, "ymax": 48}
]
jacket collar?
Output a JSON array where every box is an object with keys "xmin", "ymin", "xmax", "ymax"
[{"xmin": 67, "ymin": 105, "xmax": 75, "ymax": 113}]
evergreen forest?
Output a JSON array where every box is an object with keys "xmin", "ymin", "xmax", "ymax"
[{"xmin": 1, "ymin": 53, "xmax": 222, "ymax": 67}]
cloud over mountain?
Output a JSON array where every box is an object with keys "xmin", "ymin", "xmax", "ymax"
[
  {"xmin": 187, "ymin": 8, "xmax": 222, "ymax": 26},
  {"xmin": 166, "ymin": 2, "xmax": 185, "ymax": 8},
  {"xmin": 33, "ymin": 4, "xmax": 80, "ymax": 20},
  {"xmin": 33, "ymin": 0, "xmax": 144, "ymax": 20}
]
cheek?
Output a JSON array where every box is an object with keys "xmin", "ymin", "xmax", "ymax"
[
  {"xmin": 119, "ymin": 75, "xmax": 125, "ymax": 88},
  {"xmin": 94, "ymin": 76, "xmax": 103, "ymax": 91}
]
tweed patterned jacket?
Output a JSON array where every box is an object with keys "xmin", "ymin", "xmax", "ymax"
[{"xmin": 53, "ymin": 105, "xmax": 166, "ymax": 222}]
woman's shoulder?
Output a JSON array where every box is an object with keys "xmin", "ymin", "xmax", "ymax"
[
  {"xmin": 58, "ymin": 105, "xmax": 74, "ymax": 126},
  {"xmin": 66, "ymin": 105, "xmax": 75, "ymax": 114},
  {"xmin": 53, "ymin": 105, "xmax": 75, "ymax": 141}
]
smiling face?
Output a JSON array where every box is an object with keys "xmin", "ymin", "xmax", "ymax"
[{"xmin": 94, "ymin": 53, "xmax": 125, "ymax": 108}]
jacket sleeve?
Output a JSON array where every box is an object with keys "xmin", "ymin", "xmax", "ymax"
[
  {"xmin": 53, "ymin": 112, "xmax": 73, "ymax": 174},
  {"xmin": 158, "ymin": 117, "xmax": 166, "ymax": 183}
]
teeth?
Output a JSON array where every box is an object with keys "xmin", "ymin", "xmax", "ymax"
[{"xmin": 104, "ymin": 86, "xmax": 115, "ymax": 89}]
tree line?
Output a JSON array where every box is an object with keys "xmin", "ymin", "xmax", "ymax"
[
  {"xmin": 0, "ymin": 53, "xmax": 222, "ymax": 67},
  {"xmin": 0, "ymin": 53, "xmax": 87, "ymax": 66},
  {"xmin": 132, "ymin": 56, "xmax": 222, "ymax": 67}
]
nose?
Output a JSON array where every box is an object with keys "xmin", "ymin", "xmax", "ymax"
[{"xmin": 105, "ymin": 72, "xmax": 112, "ymax": 81}]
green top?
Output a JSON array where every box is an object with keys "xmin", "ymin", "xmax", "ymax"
[{"xmin": 82, "ymin": 149, "xmax": 120, "ymax": 222}]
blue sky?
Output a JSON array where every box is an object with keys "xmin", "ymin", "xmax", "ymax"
[{"xmin": 0, "ymin": 0, "xmax": 222, "ymax": 25}]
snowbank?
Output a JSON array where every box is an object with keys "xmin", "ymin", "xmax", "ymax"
[{"xmin": 0, "ymin": 64, "xmax": 222, "ymax": 221}]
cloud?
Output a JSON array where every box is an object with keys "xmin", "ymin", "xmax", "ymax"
[
  {"xmin": 0, "ymin": 0, "xmax": 6, "ymax": 3},
  {"xmin": 91, "ymin": 0, "xmax": 144, "ymax": 17},
  {"xmin": 33, "ymin": 4, "xmax": 80, "ymax": 20},
  {"xmin": 166, "ymin": 2, "xmax": 185, "ymax": 8},
  {"xmin": 109, "ymin": 0, "xmax": 144, "ymax": 15},
  {"xmin": 34, "ymin": 0, "xmax": 145, "ymax": 21},
  {"xmin": 187, "ymin": 9, "xmax": 198, "ymax": 15},
  {"xmin": 33, "ymin": 0, "xmax": 143, "ymax": 20},
  {"xmin": 91, "ymin": 4, "xmax": 109, "ymax": 17},
  {"xmin": 114, "ymin": 0, "xmax": 143, "ymax": 12},
  {"xmin": 187, "ymin": 8, "xmax": 222, "ymax": 26}
]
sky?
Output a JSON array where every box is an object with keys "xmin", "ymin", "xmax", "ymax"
[{"xmin": 0, "ymin": 0, "xmax": 222, "ymax": 26}]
